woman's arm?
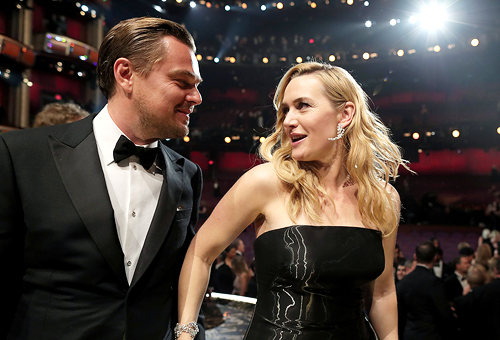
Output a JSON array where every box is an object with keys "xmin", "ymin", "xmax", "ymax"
[
  {"xmin": 239, "ymin": 272, "xmax": 249, "ymax": 296},
  {"xmin": 177, "ymin": 164, "xmax": 277, "ymax": 339},
  {"xmin": 369, "ymin": 187, "xmax": 400, "ymax": 340}
]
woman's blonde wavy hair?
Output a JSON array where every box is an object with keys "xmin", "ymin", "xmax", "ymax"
[{"xmin": 259, "ymin": 62, "xmax": 409, "ymax": 237}]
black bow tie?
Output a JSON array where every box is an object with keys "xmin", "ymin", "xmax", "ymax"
[{"xmin": 113, "ymin": 135, "xmax": 160, "ymax": 170}]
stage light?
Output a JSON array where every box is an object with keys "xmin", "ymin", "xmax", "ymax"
[
  {"xmin": 310, "ymin": 2, "xmax": 316, "ymax": 8},
  {"xmin": 471, "ymin": 38, "xmax": 479, "ymax": 47},
  {"xmin": 277, "ymin": 2, "xmax": 283, "ymax": 9},
  {"xmin": 412, "ymin": 132, "xmax": 420, "ymax": 140},
  {"xmin": 262, "ymin": 57, "xmax": 269, "ymax": 63},
  {"xmin": 183, "ymin": 136, "xmax": 190, "ymax": 142},
  {"xmin": 224, "ymin": 137, "xmax": 232, "ymax": 144},
  {"xmin": 347, "ymin": 0, "xmax": 353, "ymax": 5},
  {"xmin": 296, "ymin": 56, "xmax": 303, "ymax": 63},
  {"xmin": 390, "ymin": 19, "xmax": 397, "ymax": 26},
  {"xmin": 364, "ymin": 1, "xmax": 369, "ymax": 6},
  {"xmin": 365, "ymin": 20, "xmax": 372, "ymax": 28},
  {"xmin": 329, "ymin": 55, "xmax": 336, "ymax": 62},
  {"xmin": 229, "ymin": 57, "xmax": 236, "ymax": 63},
  {"xmin": 362, "ymin": 52, "xmax": 370, "ymax": 60},
  {"xmin": 433, "ymin": 45, "xmax": 441, "ymax": 52},
  {"xmin": 242, "ymin": 3, "xmax": 247, "ymax": 8},
  {"xmin": 225, "ymin": 5, "xmax": 230, "ymax": 10},
  {"xmin": 190, "ymin": 1, "xmax": 196, "ymax": 8},
  {"xmin": 420, "ymin": 4, "xmax": 447, "ymax": 29},
  {"xmin": 206, "ymin": 2, "xmax": 212, "ymax": 7},
  {"xmin": 214, "ymin": 57, "xmax": 219, "ymax": 63},
  {"xmin": 81, "ymin": 5, "xmax": 89, "ymax": 11},
  {"xmin": 290, "ymin": 1, "xmax": 294, "ymax": 5},
  {"xmin": 261, "ymin": 5, "xmax": 266, "ymax": 10},
  {"xmin": 452, "ymin": 130, "xmax": 460, "ymax": 138},
  {"xmin": 176, "ymin": 0, "xmax": 182, "ymax": 3},
  {"xmin": 196, "ymin": 54, "xmax": 202, "ymax": 61},
  {"xmin": 259, "ymin": 137, "xmax": 266, "ymax": 143},
  {"xmin": 409, "ymin": 15, "xmax": 418, "ymax": 24},
  {"xmin": 426, "ymin": 131, "xmax": 432, "ymax": 137},
  {"xmin": 397, "ymin": 49, "xmax": 404, "ymax": 57},
  {"xmin": 309, "ymin": 39, "xmax": 314, "ymax": 44},
  {"xmin": 403, "ymin": 133, "xmax": 411, "ymax": 137},
  {"xmin": 497, "ymin": 127, "xmax": 500, "ymax": 135}
]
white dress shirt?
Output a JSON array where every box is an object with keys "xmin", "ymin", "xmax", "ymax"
[
  {"xmin": 93, "ymin": 105, "xmax": 163, "ymax": 284},
  {"xmin": 433, "ymin": 260, "xmax": 443, "ymax": 278}
]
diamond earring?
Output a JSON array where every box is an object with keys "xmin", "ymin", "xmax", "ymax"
[{"xmin": 328, "ymin": 123, "xmax": 345, "ymax": 141}]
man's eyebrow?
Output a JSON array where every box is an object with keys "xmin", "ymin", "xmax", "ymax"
[{"xmin": 168, "ymin": 69, "xmax": 203, "ymax": 84}]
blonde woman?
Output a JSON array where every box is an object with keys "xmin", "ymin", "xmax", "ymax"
[
  {"xmin": 176, "ymin": 62, "xmax": 407, "ymax": 340},
  {"xmin": 231, "ymin": 256, "xmax": 251, "ymax": 296}
]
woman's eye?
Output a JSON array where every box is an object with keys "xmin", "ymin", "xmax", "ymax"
[
  {"xmin": 282, "ymin": 107, "xmax": 289, "ymax": 114},
  {"xmin": 298, "ymin": 102, "xmax": 309, "ymax": 109}
]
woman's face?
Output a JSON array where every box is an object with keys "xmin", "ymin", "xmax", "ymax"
[{"xmin": 281, "ymin": 74, "xmax": 341, "ymax": 163}]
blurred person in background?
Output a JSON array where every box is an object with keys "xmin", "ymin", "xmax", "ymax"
[
  {"xmin": 231, "ymin": 256, "xmax": 251, "ymax": 296},
  {"xmin": 33, "ymin": 102, "xmax": 89, "ymax": 128}
]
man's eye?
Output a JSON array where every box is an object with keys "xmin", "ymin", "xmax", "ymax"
[{"xmin": 178, "ymin": 81, "xmax": 191, "ymax": 88}]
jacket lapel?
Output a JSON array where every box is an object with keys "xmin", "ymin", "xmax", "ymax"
[
  {"xmin": 130, "ymin": 145, "xmax": 185, "ymax": 287},
  {"xmin": 49, "ymin": 116, "xmax": 128, "ymax": 286}
]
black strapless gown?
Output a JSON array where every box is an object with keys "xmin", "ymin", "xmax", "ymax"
[{"xmin": 244, "ymin": 225, "xmax": 385, "ymax": 340}]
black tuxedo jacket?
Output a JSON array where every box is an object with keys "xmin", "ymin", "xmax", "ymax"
[
  {"xmin": 453, "ymin": 278, "xmax": 500, "ymax": 339},
  {"xmin": 0, "ymin": 115, "xmax": 204, "ymax": 340},
  {"xmin": 396, "ymin": 266, "xmax": 456, "ymax": 340},
  {"xmin": 443, "ymin": 273, "xmax": 465, "ymax": 303}
]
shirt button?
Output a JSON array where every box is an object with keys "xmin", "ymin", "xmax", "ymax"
[
  {"xmin": 132, "ymin": 165, "xmax": 137, "ymax": 170},
  {"xmin": 132, "ymin": 211, "xmax": 136, "ymax": 217},
  {"xmin": 126, "ymin": 261, "xmax": 132, "ymax": 266}
]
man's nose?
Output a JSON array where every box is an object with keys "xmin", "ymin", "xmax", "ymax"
[{"xmin": 188, "ymin": 87, "xmax": 202, "ymax": 106}]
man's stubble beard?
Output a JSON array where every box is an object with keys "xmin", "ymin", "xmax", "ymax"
[{"xmin": 135, "ymin": 98, "xmax": 188, "ymax": 141}]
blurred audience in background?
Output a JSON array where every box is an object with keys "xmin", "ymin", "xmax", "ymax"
[{"xmin": 32, "ymin": 102, "xmax": 89, "ymax": 128}]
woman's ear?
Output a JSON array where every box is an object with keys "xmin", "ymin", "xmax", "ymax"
[
  {"xmin": 113, "ymin": 58, "xmax": 134, "ymax": 95},
  {"xmin": 340, "ymin": 101, "xmax": 355, "ymax": 128}
]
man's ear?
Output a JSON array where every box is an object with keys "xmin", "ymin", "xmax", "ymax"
[
  {"xmin": 339, "ymin": 101, "xmax": 355, "ymax": 128},
  {"xmin": 114, "ymin": 58, "xmax": 134, "ymax": 95}
]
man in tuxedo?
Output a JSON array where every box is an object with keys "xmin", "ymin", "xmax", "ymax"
[
  {"xmin": 453, "ymin": 258, "xmax": 500, "ymax": 339},
  {"xmin": 397, "ymin": 242, "xmax": 457, "ymax": 340},
  {"xmin": 0, "ymin": 17, "xmax": 204, "ymax": 340},
  {"xmin": 444, "ymin": 254, "xmax": 472, "ymax": 303}
]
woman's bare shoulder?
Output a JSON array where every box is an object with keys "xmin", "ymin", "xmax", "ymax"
[
  {"xmin": 240, "ymin": 162, "xmax": 279, "ymax": 187},
  {"xmin": 385, "ymin": 182, "xmax": 401, "ymax": 203}
]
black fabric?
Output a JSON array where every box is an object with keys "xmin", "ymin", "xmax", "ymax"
[
  {"xmin": 397, "ymin": 266, "xmax": 457, "ymax": 340},
  {"xmin": 113, "ymin": 135, "xmax": 160, "ymax": 169},
  {"xmin": 453, "ymin": 278, "xmax": 500, "ymax": 339},
  {"xmin": 213, "ymin": 264, "xmax": 235, "ymax": 294},
  {"xmin": 0, "ymin": 116, "xmax": 205, "ymax": 340},
  {"xmin": 244, "ymin": 225, "xmax": 384, "ymax": 340}
]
